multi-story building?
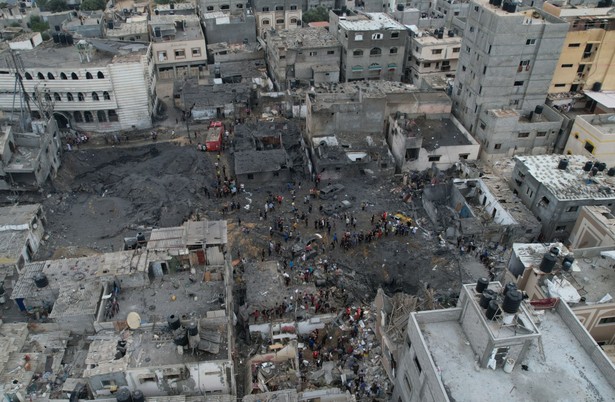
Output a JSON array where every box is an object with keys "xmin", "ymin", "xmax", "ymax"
[
  {"xmin": 265, "ymin": 27, "xmax": 341, "ymax": 90},
  {"xmin": 329, "ymin": 10, "xmax": 407, "ymax": 82},
  {"xmin": 544, "ymin": 2, "xmax": 615, "ymax": 95},
  {"xmin": 254, "ymin": 0, "xmax": 303, "ymax": 38},
  {"xmin": 564, "ymin": 114, "xmax": 615, "ymax": 165},
  {"xmin": 511, "ymin": 154, "xmax": 615, "ymax": 240},
  {"xmin": 0, "ymin": 38, "xmax": 157, "ymax": 132},
  {"xmin": 202, "ymin": 10, "xmax": 257, "ymax": 45},
  {"xmin": 150, "ymin": 15, "xmax": 208, "ymax": 79},
  {"xmin": 432, "ymin": 0, "xmax": 470, "ymax": 27},
  {"xmin": 451, "ymin": 0, "xmax": 569, "ymax": 158},
  {"xmin": 391, "ymin": 281, "xmax": 615, "ymax": 401},
  {"xmin": 405, "ymin": 27, "xmax": 461, "ymax": 86},
  {"xmin": 199, "ymin": 0, "xmax": 250, "ymax": 13}
]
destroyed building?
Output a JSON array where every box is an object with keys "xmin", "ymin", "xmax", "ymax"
[
  {"xmin": 201, "ymin": 11, "xmax": 257, "ymax": 46},
  {"xmin": 392, "ymin": 281, "xmax": 615, "ymax": 401},
  {"xmin": 511, "ymin": 154, "xmax": 615, "ymax": 240},
  {"xmin": 386, "ymin": 110, "xmax": 479, "ymax": 172},
  {"xmin": 264, "ymin": 27, "xmax": 341, "ymax": 90},
  {"xmin": 0, "ymin": 118, "xmax": 62, "ymax": 191},
  {"xmin": 305, "ymin": 81, "xmax": 451, "ymax": 180},
  {"xmin": 0, "ymin": 203, "xmax": 45, "ymax": 278}
]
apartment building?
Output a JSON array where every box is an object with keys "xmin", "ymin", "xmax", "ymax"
[
  {"xmin": 254, "ymin": 0, "xmax": 303, "ymax": 38},
  {"xmin": 329, "ymin": 10, "xmax": 407, "ymax": 82},
  {"xmin": 0, "ymin": 39, "xmax": 157, "ymax": 132},
  {"xmin": 451, "ymin": 0, "xmax": 569, "ymax": 158},
  {"xmin": 544, "ymin": 2, "xmax": 615, "ymax": 95},
  {"xmin": 199, "ymin": 0, "xmax": 250, "ymax": 13},
  {"xmin": 265, "ymin": 27, "xmax": 341, "ymax": 90},
  {"xmin": 564, "ymin": 114, "xmax": 615, "ymax": 165},
  {"xmin": 150, "ymin": 15, "xmax": 208, "ymax": 79},
  {"xmin": 405, "ymin": 27, "xmax": 461, "ymax": 86}
]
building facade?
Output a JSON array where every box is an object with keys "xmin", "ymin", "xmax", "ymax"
[
  {"xmin": 255, "ymin": 9, "xmax": 303, "ymax": 38},
  {"xmin": 568, "ymin": 205, "xmax": 615, "ymax": 249},
  {"xmin": 564, "ymin": 114, "xmax": 615, "ymax": 165},
  {"xmin": 405, "ymin": 27, "xmax": 461, "ymax": 85},
  {"xmin": 329, "ymin": 10, "xmax": 407, "ymax": 82},
  {"xmin": 265, "ymin": 27, "xmax": 341, "ymax": 90},
  {"xmin": 451, "ymin": 0, "xmax": 568, "ymax": 158}
]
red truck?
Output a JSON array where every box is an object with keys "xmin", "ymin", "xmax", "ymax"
[{"xmin": 205, "ymin": 121, "xmax": 223, "ymax": 152}]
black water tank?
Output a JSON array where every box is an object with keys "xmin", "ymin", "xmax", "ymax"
[
  {"xmin": 154, "ymin": 27, "xmax": 161, "ymax": 37},
  {"xmin": 34, "ymin": 273, "xmax": 48, "ymax": 288},
  {"xmin": 116, "ymin": 388, "xmax": 132, "ymax": 402},
  {"xmin": 597, "ymin": 162, "xmax": 607, "ymax": 172},
  {"xmin": 59, "ymin": 32, "xmax": 67, "ymax": 45},
  {"xmin": 108, "ymin": 20, "xmax": 114, "ymax": 29},
  {"xmin": 174, "ymin": 332, "xmax": 188, "ymax": 346},
  {"xmin": 476, "ymin": 277, "xmax": 489, "ymax": 293},
  {"xmin": 550, "ymin": 246, "xmax": 560, "ymax": 256},
  {"xmin": 170, "ymin": 2, "xmax": 175, "ymax": 9},
  {"xmin": 486, "ymin": 300, "xmax": 500, "ymax": 320},
  {"xmin": 168, "ymin": 314, "xmax": 181, "ymax": 330},
  {"xmin": 66, "ymin": 34, "xmax": 74, "ymax": 45},
  {"xmin": 397, "ymin": 4, "xmax": 404, "ymax": 11},
  {"xmin": 52, "ymin": 32, "xmax": 60, "ymax": 43},
  {"xmin": 187, "ymin": 321, "xmax": 198, "ymax": 336},
  {"xmin": 540, "ymin": 253, "xmax": 556, "ymax": 273},
  {"xmin": 448, "ymin": 30, "xmax": 454, "ymax": 37},
  {"xmin": 608, "ymin": 167, "xmax": 615, "ymax": 176},
  {"xmin": 535, "ymin": 105, "xmax": 544, "ymax": 115},
  {"xmin": 562, "ymin": 255, "xmax": 575, "ymax": 271},
  {"xmin": 493, "ymin": 0, "xmax": 502, "ymax": 5},
  {"xmin": 583, "ymin": 161, "xmax": 594, "ymax": 171},
  {"xmin": 592, "ymin": 82, "xmax": 602, "ymax": 92},
  {"xmin": 132, "ymin": 390, "xmax": 144, "ymax": 402},
  {"xmin": 503, "ymin": 282, "xmax": 517, "ymax": 296},
  {"xmin": 592, "ymin": 166, "xmax": 599, "ymax": 176},
  {"xmin": 479, "ymin": 289, "xmax": 496, "ymax": 309},
  {"xmin": 502, "ymin": 289, "xmax": 523, "ymax": 313},
  {"xmin": 136, "ymin": 232, "xmax": 146, "ymax": 243},
  {"xmin": 558, "ymin": 158, "xmax": 568, "ymax": 170}
]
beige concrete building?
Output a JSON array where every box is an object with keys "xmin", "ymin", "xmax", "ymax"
[
  {"xmin": 0, "ymin": 204, "xmax": 46, "ymax": 278},
  {"xmin": 405, "ymin": 27, "xmax": 461, "ymax": 87},
  {"xmin": 255, "ymin": 9, "xmax": 302, "ymax": 38},
  {"xmin": 544, "ymin": 2, "xmax": 615, "ymax": 95},
  {"xmin": 569, "ymin": 205, "xmax": 615, "ymax": 249},
  {"xmin": 150, "ymin": 15, "xmax": 208, "ymax": 79},
  {"xmin": 564, "ymin": 114, "xmax": 615, "ymax": 165}
]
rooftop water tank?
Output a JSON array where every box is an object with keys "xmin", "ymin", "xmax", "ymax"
[
  {"xmin": 540, "ymin": 253, "xmax": 556, "ymax": 273},
  {"xmin": 502, "ymin": 289, "xmax": 523, "ymax": 314}
]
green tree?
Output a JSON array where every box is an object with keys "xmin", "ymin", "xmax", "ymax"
[
  {"xmin": 302, "ymin": 6, "xmax": 329, "ymax": 23},
  {"xmin": 30, "ymin": 16, "xmax": 50, "ymax": 32},
  {"xmin": 42, "ymin": 0, "xmax": 69, "ymax": 12},
  {"xmin": 80, "ymin": 0, "xmax": 106, "ymax": 10}
]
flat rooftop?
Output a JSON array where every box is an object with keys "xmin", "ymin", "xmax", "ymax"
[
  {"xmin": 476, "ymin": 0, "xmax": 566, "ymax": 23},
  {"xmin": 106, "ymin": 20, "xmax": 149, "ymax": 37},
  {"xmin": 336, "ymin": 12, "xmax": 406, "ymax": 31},
  {"xmin": 477, "ymin": 176, "xmax": 540, "ymax": 227},
  {"xmin": 579, "ymin": 114, "xmax": 615, "ymax": 135},
  {"xmin": 420, "ymin": 305, "xmax": 614, "ymax": 401},
  {"xmin": 415, "ymin": 117, "xmax": 471, "ymax": 150},
  {"xmin": 413, "ymin": 31, "xmax": 462, "ymax": 46},
  {"xmin": 147, "ymin": 220, "xmax": 228, "ymax": 249},
  {"xmin": 150, "ymin": 15, "xmax": 203, "ymax": 41},
  {"xmin": 267, "ymin": 27, "xmax": 340, "ymax": 49},
  {"xmin": 514, "ymin": 154, "xmax": 615, "ymax": 201}
]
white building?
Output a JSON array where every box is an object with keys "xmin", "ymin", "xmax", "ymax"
[
  {"xmin": 564, "ymin": 114, "xmax": 615, "ymax": 165},
  {"xmin": 0, "ymin": 204, "xmax": 45, "ymax": 277},
  {"xmin": 405, "ymin": 27, "xmax": 461, "ymax": 87},
  {"xmin": 0, "ymin": 40, "xmax": 157, "ymax": 132}
]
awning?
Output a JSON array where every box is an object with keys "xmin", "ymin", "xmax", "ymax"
[
  {"xmin": 584, "ymin": 90, "xmax": 615, "ymax": 108},
  {"xmin": 351, "ymin": 65, "xmax": 364, "ymax": 72},
  {"xmin": 368, "ymin": 64, "xmax": 382, "ymax": 71}
]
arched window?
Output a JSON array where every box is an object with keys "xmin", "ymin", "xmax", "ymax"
[
  {"xmin": 290, "ymin": 18, "xmax": 297, "ymax": 24},
  {"xmin": 71, "ymin": 72, "xmax": 78, "ymax": 80},
  {"xmin": 74, "ymin": 111, "xmax": 83, "ymax": 122},
  {"xmin": 44, "ymin": 93, "xmax": 51, "ymax": 101},
  {"xmin": 25, "ymin": 72, "xmax": 32, "ymax": 80},
  {"xmin": 60, "ymin": 72, "xmax": 67, "ymax": 80},
  {"xmin": 97, "ymin": 110, "xmax": 107, "ymax": 122},
  {"xmin": 86, "ymin": 72, "xmax": 93, "ymax": 79},
  {"xmin": 370, "ymin": 47, "xmax": 382, "ymax": 56},
  {"xmin": 37, "ymin": 72, "xmax": 45, "ymax": 79},
  {"xmin": 67, "ymin": 92, "xmax": 74, "ymax": 101},
  {"xmin": 78, "ymin": 92, "xmax": 85, "ymax": 101},
  {"xmin": 47, "ymin": 72, "xmax": 55, "ymax": 80},
  {"xmin": 103, "ymin": 91, "xmax": 110, "ymax": 100},
  {"xmin": 262, "ymin": 19, "xmax": 270, "ymax": 25},
  {"xmin": 97, "ymin": 71, "xmax": 105, "ymax": 79},
  {"xmin": 353, "ymin": 49, "xmax": 363, "ymax": 56},
  {"xmin": 84, "ymin": 111, "xmax": 94, "ymax": 122},
  {"xmin": 390, "ymin": 47, "xmax": 398, "ymax": 54},
  {"xmin": 31, "ymin": 92, "xmax": 37, "ymax": 100},
  {"xmin": 92, "ymin": 92, "xmax": 99, "ymax": 101},
  {"xmin": 54, "ymin": 93, "xmax": 61, "ymax": 101}
]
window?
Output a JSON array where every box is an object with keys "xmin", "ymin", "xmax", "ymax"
[
  {"xmin": 424, "ymin": 62, "xmax": 431, "ymax": 67},
  {"xmin": 479, "ymin": 121, "xmax": 486, "ymax": 130},
  {"xmin": 262, "ymin": 6, "xmax": 269, "ymax": 11},
  {"xmin": 174, "ymin": 49, "xmax": 186, "ymax": 59},
  {"xmin": 584, "ymin": 141, "xmax": 595, "ymax": 153},
  {"xmin": 554, "ymin": 84, "xmax": 566, "ymax": 87},
  {"xmin": 566, "ymin": 206, "xmax": 579, "ymax": 212},
  {"xmin": 514, "ymin": 81, "xmax": 524, "ymax": 86},
  {"xmin": 275, "ymin": 5, "xmax": 283, "ymax": 10},
  {"xmin": 453, "ymin": 47, "xmax": 460, "ymax": 53},
  {"xmin": 84, "ymin": 111, "xmax": 94, "ymax": 123},
  {"xmin": 237, "ymin": 3, "xmax": 244, "ymax": 8},
  {"xmin": 568, "ymin": 43, "xmax": 581, "ymax": 48},
  {"xmin": 25, "ymin": 72, "xmax": 32, "ymax": 80},
  {"xmin": 290, "ymin": 5, "xmax": 297, "ymax": 9},
  {"xmin": 370, "ymin": 47, "xmax": 382, "ymax": 56},
  {"xmin": 276, "ymin": 18, "xmax": 284, "ymax": 24},
  {"xmin": 67, "ymin": 92, "xmax": 74, "ymax": 101},
  {"xmin": 355, "ymin": 34, "xmax": 363, "ymax": 41},
  {"xmin": 78, "ymin": 92, "xmax": 85, "ymax": 101},
  {"xmin": 462, "ymin": 65, "xmax": 466, "ymax": 71},
  {"xmin": 158, "ymin": 51, "xmax": 168, "ymax": 61},
  {"xmin": 391, "ymin": 31, "xmax": 399, "ymax": 39},
  {"xmin": 555, "ymin": 225, "xmax": 567, "ymax": 231},
  {"xmin": 291, "ymin": 18, "xmax": 298, "ymax": 24},
  {"xmin": 526, "ymin": 39, "xmax": 536, "ymax": 45},
  {"xmin": 92, "ymin": 92, "xmax": 99, "ymax": 101},
  {"xmin": 599, "ymin": 317, "xmax": 615, "ymax": 325},
  {"xmin": 96, "ymin": 71, "xmax": 104, "ymax": 79},
  {"xmin": 353, "ymin": 50, "xmax": 363, "ymax": 56},
  {"xmin": 37, "ymin": 72, "xmax": 44, "ymax": 79},
  {"xmin": 101, "ymin": 380, "xmax": 116, "ymax": 387},
  {"xmin": 60, "ymin": 72, "xmax": 67, "ymax": 79},
  {"xmin": 103, "ymin": 91, "xmax": 110, "ymax": 100},
  {"xmin": 494, "ymin": 144, "xmax": 502, "ymax": 150},
  {"xmin": 47, "ymin": 72, "xmax": 55, "ymax": 80},
  {"xmin": 414, "ymin": 356, "xmax": 422, "ymax": 373},
  {"xmin": 428, "ymin": 155, "xmax": 441, "ymax": 162},
  {"xmin": 207, "ymin": 5, "xmax": 214, "ymax": 10},
  {"xmin": 390, "ymin": 47, "xmax": 398, "ymax": 54},
  {"xmin": 247, "ymin": 173, "xmax": 254, "ymax": 179},
  {"xmin": 192, "ymin": 48, "xmax": 201, "ymax": 57},
  {"xmin": 221, "ymin": 4, "xmax": 230, "ymax": 9},
  {"xmin": 459, "ymin": 153, "xmax": 470, "ymax": 160},
  {"xmin": 432, "ymin": 49, "xmax": 443, "ymax": 55},
  {"xmin": 139, "ymin": 375, "xmax": 156, "ymax": 384},
  {"xmin": 561, "ymin": 64, "xmax": 573, "ymax": 68},
  {"xmin": 71, "ymin": 72, "xmax": 78, "ymax": 80},
  {"xmin": 53, "ymin": 92, "xmax": 61, "ymax": 101},
  {"xmin": 44, "ymin": 93, "xmax": 51, "ymax": 101},
  {"xmin": 262, "ymin": 19, "xmax": 270, "ymax": 25},
  {"xmin": 518, "ymin": 132, "xmax": 529, "ymax": 138},
  {"xmin": 540, "ymin": 196, "xmax": 550, "ymax": 205},
  {"xmin": 518, "ymin": 59, "xmax": 530, "ymax": 71},
  {"xmin": 469, "ymin": 26, "xmax": 474, "ymax": 32},
  {"xmin": 97, "ymin": 110, "xmax": 107, "ymax": 122},
  {"xmin": 309, "ymin": 51, "xmax": 318, "ymax": 56},
  {"xmin": 74, "ymin": 111, "xmax": 83, "ymax": 122},
  {"xmin": 327, "ymin": 50, "xmax": 335, "ymax": 55},
  {"xmin": 537, "ymin": 131, "xmax": 546, "ymax": 137},
  {"xmin": 372, "ymin": 33, "xmax": 383, "ymax": 40},
  {"xmin": 108, "ymin": 110, "xmax": 119, "ymax": 122},
  {"xmin": 86, "ymin": 72, "xmax": 93, "ymax": 79}
]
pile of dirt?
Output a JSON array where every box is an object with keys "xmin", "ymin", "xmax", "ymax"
[{"xmin": 38, "ymin": 143, "xmax": 216, "ymax": 257}]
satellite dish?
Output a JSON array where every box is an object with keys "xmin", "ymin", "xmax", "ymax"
[{"xmin": 127, "ymin": 312, "xmax": 141, "ymax": 329}]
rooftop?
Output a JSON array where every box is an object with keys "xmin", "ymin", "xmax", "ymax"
[
  {"xmin": 412, "ymin": 31, "xmax": 462, "ymax": 46},
  {"xmin": 397, "ymin": 116, "xmax": 471, "ymax": 150},
  {"xmin": 0, "ymin": 204, "xmax": 42, "ymax": 266},
  {"xmin": 336, "ymin": 12, "xmax": 406, "ymax": 31},
  {"xmin": 181, "ymin": 81, "xmax": 251, "ymax": 108},
  {"xmin": 105, "ymin": 20, "xmax": 149, "ymax": 37},
  {"xmin": 267, "ymin": 27, "xmax": 340, "ymax": 49},
  {"xmin": 150, "ymin": 15, "xmax": 204, "ymax": 42},
  {"xmin": 234, "ymin": 149, "xmax": 289, "ymax": 175},
  {"xmin": 475, "ymin": 0, "xmax": 566, "ymax": 23},
  {"xmin": 578, "ymin": 114, "xmax": 615, "ymax": 135},
  {"xmin": 147, "ymin": 220, "xmax": 228, "ymax": 249},
  {"xmin": 514, "ymin": 154, "xmax": 615, "ymax": 201}
]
